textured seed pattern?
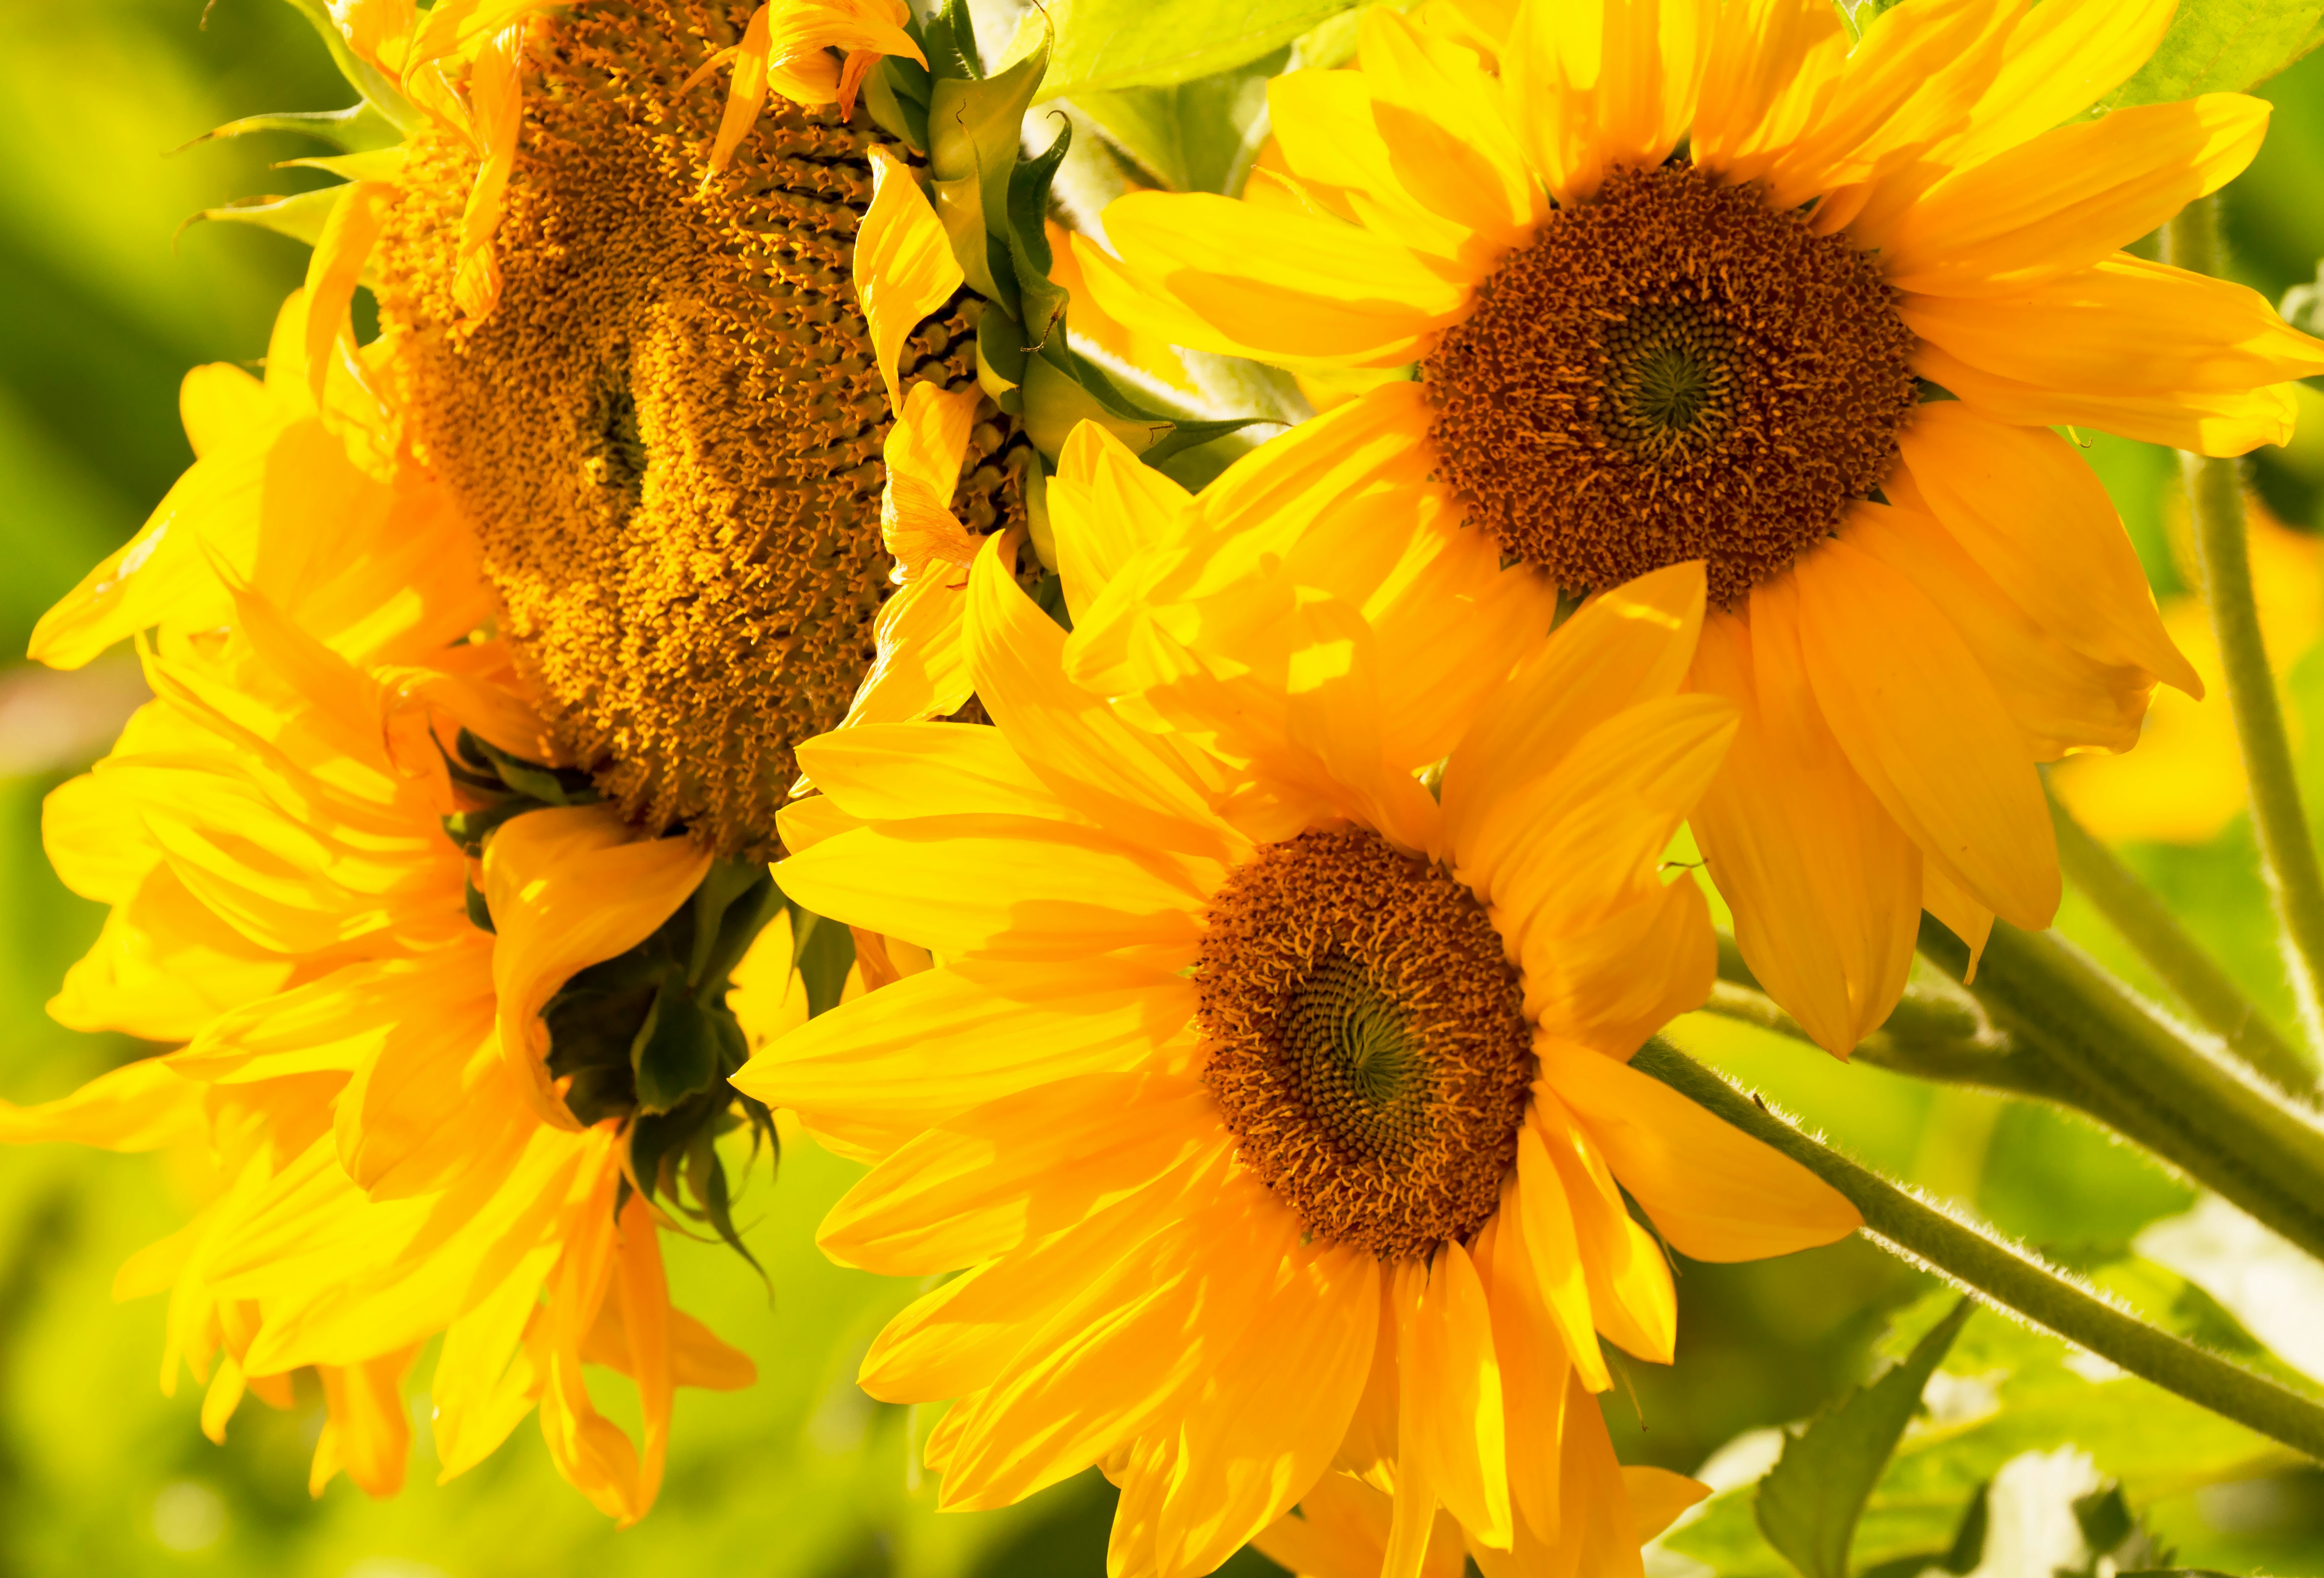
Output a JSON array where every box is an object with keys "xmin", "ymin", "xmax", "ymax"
[
  {"xmin": 372, "ymin": 0, "xmax": 1020, "ymax": 858},
  {"xmin": 1424, "ymin": 161, "xmax": 1920, "ymax": 607},
  {"xmin": 1197, "ymin": 827, "xmax": 1533, "ymax": 1261}
]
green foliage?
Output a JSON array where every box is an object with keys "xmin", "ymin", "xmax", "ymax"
[
  {"xmin": 1755, "ymin": 1299, "xmax": 1973, "ymax": 1578},
  {"xmin": 2106, "ymin": 0, "xmax": 2324, "ymax": 105},
  {"xmin": 1669, "ymin": 1289, "xmax": 2296, "ymax": 1577},
  {"xmin": 1035, "ymin": 0, "xmax": 1355, "ymax": 100},
  {"xmin": 1072, "ymin": 51, "xmax": 1281, "ymax": 196}
]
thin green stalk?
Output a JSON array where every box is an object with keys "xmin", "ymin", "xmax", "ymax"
[
  {"xmin": 2165, "ymin": 197, "xmax": 2324, "ymax": 1058},
  {"xmin": 2047, "ymin": 783, "xmax": 2316, "ymax": 1094},
  {"xmin": 1920, "ymin": 916, "xmax": 2324, "ymax": 1266},
  {"xmin": 1634, "ymin": 1040, "xmax": 2324, "ymax": 1464}
]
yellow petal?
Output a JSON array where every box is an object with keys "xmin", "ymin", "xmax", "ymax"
[
  {"xmin": 856, "ymin": 146, "xmax": 968, "ymax": 413},
  {"xmin": 1842, "ymin": 500, "xmax": 2154, "ymax": 759},
  {"xmin": 1440, "ymin": 560, "xmax": 1704, "ymax": 868},
  {"xmin": 1149, "ymin": 1242, "xmax": 1382, "ymax": 1577},
  {"xmin": 1688, "ymin": 609, "xmax": 1920, "ymax": 1057},
  {"xmin": 1471, "ymin": 1214, "xmax": 1571, "ymax": 1547},
  {"xmin": 1397, "ymin": 1239, "xmax": 1513, "ymax": 1550},
  {"xmin": 48, "ymin": 868, "xmax": 295, "ymax": 1041},
  {"xmin": 1897, "ymin": 401, "xmax": 2199, "ymax": 694},
  {"xmin": 1048, "ymin": 420, "xmax": 1195, "ymax": 619},
  {"xmin": 1510, "ymin": 1123, "xmax": 1608, "ymax": 1391},
  {"xmin": 1691, "ymin": 0, "xmax": 1849, "ymax": 178},
  {"xmin": 1915, "ymin": 336, "xmax": 2302, "ymax": 455},
  {"xmin": 1906, "ymin": 256, "xmax": 2324, "ymax": 412},
  {"xmin": 1505, "ymin": 0, "xmax": 1710, "ymax": 204},
  {"xmin": 1538, "ymin": 1037, "xmax": 1860, "ymax": 1261},
  {"xmin": 832, "ymin": 569, "xmax": 977, "ymax": 733},
  {"xmin": 1462, "ymin": 692, "xmax": 1735, "ymax": 942},
  {"xmin": 1886, "ymin": 96, "xmax": 2271, "ymax": 298},
  {"xmin": 1530, "ymin": 1092, "xmax": 1675, "ymax": 1365},
  {"xmin": 733, "ymin": 959, "xmax": 1193, "ymax": 1160},
  {"xmin": 1922, "ymin": 859, "xmax": 1995, "ymax": 978},
  {"xmin": 924, "ymin": 1162, "xmax": 1288, "ymax": 1510},
  {"xmin": 796, "ymin": 720, "xmax": 1065, "ymax": 823},
  {"xmin": 1517, "ymin": 875, "xmax": 1715, "ymax": 1059},
  {"xmin": 0, "ymin": 1056, "xmax": 205, "ymax": 1151},
  {"xmin": 1101, "ymin": 191, "xmax": 1471, "ymax": 365},
  {"xmin": 451, "ymin": 22, "xmax": 526, "ymax": 319},
  {"xmin": 967, "ymin": 534, "xmax": 1238, "ymax": 862},
  {"xmin": 303, "ymin": 181, "xmax": 396, "ymax": 409},
  {"xmin": 1790, "ymin": 538, "xmax": 2059, "ymax": 929},
  {"xmin": 485, "ymin": 805, "xmax": 711, "ymax": 1131},
  {"xmin": 817, "ymin": 1069, "xmax": 1216, "ymax": 1274},
  {"xmin": 1929, "ymin": 0, "xmax": 2177, "ymax": 172},
  {"xmin": 1359, "ymin": 7, "xmax": 1547, "ymax": 254},
  {"xmin": 310, "ymin": 1349, "xmax": 417, "ymax": 1498},
  {"xmin": 772, "ymin": 816, "xmax": 1205, "ymax": 963}
]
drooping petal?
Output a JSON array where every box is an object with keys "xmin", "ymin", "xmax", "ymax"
[
  {"xmin": 1689, "ymin": 607, "xmax": 1921, "ymax": 1056},
  {"xmin": 1790, "ymin": 537, "xmax": 2059, "ymax": 930},
  {"xmin": 1048, "ymin": 421, "xmax": 1197, "ymax": 619},
  {"xmin": 1896, "ymin": 401, "xmax": 2199, "ymax": 693},
  {"xmin": 1538, "ymin": 1038, "xmax": 1860, "ymax": 1260},
  {"xmin": 1530, "ymin": 1093, "xmax": 1675, "ymax": 1365},
  {"xmin": 855, "ymin": 146, "xmax": 968, "ymax": 413}
]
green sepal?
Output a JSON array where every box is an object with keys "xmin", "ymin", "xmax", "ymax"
[
  {"xmin": 1020, "ymin": 342, "xmax": 1265, "ymax": 465},
  {"xmin": 180, "ymin": 101, "xmax": 405, "ymax": 155},
  {"xmin": 183, "ymin": 188, "xmax": 346, "ymax": 252},
  {"xmin": 278, "ymin": 148, "xmax": 409, "ymax": 182},
  {"xmin": 470, "ymin": 735, "xmax": 589, "ymax": 806},
  {"xmin": 782, "ymin": 899, "xmax": 858, "ymax": 1019},
  {"xmin": 630, "ymin": 973, "xmax": 721, "ymax": 1115},
  {"xmin": 463, "ymin": 874, "xmax": 496, "ymax": 935},
  {"xmin": 275, "ymin": 0, "xmax": 422, "ymax": 134},
  {"xmin": 919, "ymin": 0, "xmax": 983, "ymax": 83},
  {"xmin": 976, "ymin": 307, "xmax": 1028, "ymax": 408},
  {"xmin": 1004, "ymin": 116, "xmax": 1074, "ymax": 356},
  {"xmin": 1016, "ymin": 447, "xmax": 1057, "ymax": 571},
  {"xmin": 927, "ymin": 34, "xmax": 1050, "ymax": 314},
  {"xmin": 439, "ymin": 799, "xmax": 529, "ymax": 857},
  {"xmin": 865, "ymin": 54, "xmax": 932, "ymax": 154}
]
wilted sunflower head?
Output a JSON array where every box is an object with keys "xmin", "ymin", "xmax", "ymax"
[{"xmin": 374, "ymin": 0, "xmax": 1019, "ymax": 858}]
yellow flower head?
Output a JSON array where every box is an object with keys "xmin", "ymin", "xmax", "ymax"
[
  {"xmin": 1080, "ymin": 0, "xmax": 2324, "ymax": 1052},
  {"xmin": 235, "ymin": 0, "xmax": 1005, "ymax": 859},
  {"xmin": 733, "ymin": 419, "xmax": 1858, "ymax": 1575},
  {"xmin": 10, "ymin": 297, "xmax": 778, "ymax": 1522}
]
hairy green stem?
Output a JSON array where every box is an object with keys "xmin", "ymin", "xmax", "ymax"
[
  {"xmin": 2047, "ymin": 784, "xmax": 2316, "ymax": 1094},
  {"xmin": 1920, "ymin": 916, "xmax": 2324, "ymax": 1265},
  {"xmin": 1635, "ymin": 1041, "xmax": 2324, "ymax": 1463},
  {"xmin": 2166, "ymin": 198, "xmax": 2324, "ymax": 1058}
]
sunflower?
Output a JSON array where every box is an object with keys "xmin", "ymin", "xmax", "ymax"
[
  {"xmin": 1076, "ymin": 0, "xmax": 2324, "ymax": 1052},
  {"xmin": 191, "ymin": 0, "xmax": 1025, "ymax": 859},
  {"xmin": 733, "ymin": 420, "xmax": 1859, "ymax": 1575},
  {"xmin": 7, "ymin": 296, "xmax": 779, "ymax": 1521}
]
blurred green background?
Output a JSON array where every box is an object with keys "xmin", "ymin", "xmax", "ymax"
[{"xmin": 0, "ymin": 3, "xmax": 2321, "ymax": 1575}]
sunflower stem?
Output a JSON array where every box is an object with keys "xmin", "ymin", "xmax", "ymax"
[
  {"xmin": 1919, "ymin": 915, "xmax": 2324, "ymax": 1266},
  {"xmin": 2046, "ymin": 781, "xmax": 2317, "ymax": 1095},
  {"xmin": 2165, "ymin": 197, "xmax": 2324, "ymax": 1062},
  {"xmin": 1634, "ymin": 1039, "xmax": 2324, "ymax": 1463}
]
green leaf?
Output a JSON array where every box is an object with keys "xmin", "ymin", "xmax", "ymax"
[
  {"xmin": 1036, "ymin": 0, "xmax": 1357, "ymax": 99},
  {"xmin": 1072, "ymin": 50, "xmax": 1281, "ymax": 195},
  {"xmin": 1755, "ymin": 1298, "xmax": 1974, "ymax": 1578},
  {"xmin": 2105, "ymin": 0, "xmax": 2324, "ymax": 105}
]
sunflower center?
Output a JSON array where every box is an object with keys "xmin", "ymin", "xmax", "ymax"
[
  {"xmin": 1197, "ymin": 827, "xmax": 1533, "ymax": 1261},
  {"xmin": 1421, "ymin": 161, "xmax": 1920, "ymax": 606},
  {"xmin": 372, "ymin": 0, "xmax": 1019, "ymax": 858}
]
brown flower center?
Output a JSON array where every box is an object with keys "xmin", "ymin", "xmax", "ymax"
[
  {"xmin": 1196, "ymin": 827, "xmax": 1533, "ymax": 1261},
  {"xmin": 1422, "ymin": 161, "xmax": 1919, "ymax": 607},
  {"xmin": 372, "ymin": 0, "xmax": 1018, "ymax": 858}
]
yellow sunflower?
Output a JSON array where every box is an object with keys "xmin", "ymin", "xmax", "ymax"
[
  {"xmin": 178, "ymin": 0, "xmax": 1023, "ymax": 860},
  {"xmin": 7, "ymin": 298, "xmax": 775, "ymax": 1521},
  {"xmin": 1076, "ymin": 0, "xmax": 2324, "ymax": 1052},
  {"xmin": 733, "ymin": 419, "xmax": 1859, "ymax": 1574}
]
